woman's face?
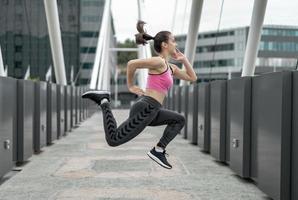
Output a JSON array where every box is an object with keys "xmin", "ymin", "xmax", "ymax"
[{"xmin": 167, "ymin": 34, "xmax": 177, "ymax": 55}]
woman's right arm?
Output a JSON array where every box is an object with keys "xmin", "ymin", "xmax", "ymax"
[{"xmin": 126, "ymin": 57, "xmax": 164, "ymax": 89}]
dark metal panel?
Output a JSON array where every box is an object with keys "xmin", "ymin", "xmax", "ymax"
[
  {"xmin": 70, "ymin": 86, "xmax": 74, "ymax": 128},
  {"xmin": 34, "ymin": 82, "xmax": 47, "ymax": 153},
  {"xmin": 180, "ymin": 85, "xmax": 189, "ymax": 138},
  {"xmin": 80, "ymin": 87, "xmax": 84, "ymax": 120},
  {"xmin": 227, "ymin": 77, "xmax": 251, "ymax": 177},
  {"xmin": 16, "ymin": 80, "xmax": 34, "ymax": 163},
  {"xmin": 65, "ymin": 85, "xmax": 71, "ymax": 132},
  {"xmin": 293, "ymin": 71, "xmax": 298, "ymax": 200},
  {"xmin": 0, "ymin": 77, "xmax": 16, "ymax": 177},
  {"xmin": 168, "ymin": 87, "xmax": 173, "ymax": 110},
  {"xmin": 78, "ymin": 87, "xmax": 82, "ymax": 122},
  {"xmin": 210, "ymin": 80, "xmax": 227, "ymax": 162},
  {"xmin": 46, "ymin": 83, "xmax": 58, "ymax": 144},
  {"xmin": 251, "ymin": 72, "xmax": 291, "ymax": 200},
  {"xmin": 83, "ymin": 87, "xmax": 87, "ymax": 119},
  {"xmin": 171, "ymin": 86, "xmax": 175, "ymax": 111},
  {"xmin": 57, "ymin": 85, "xmax": 65, "ymax": 138},
  {"xmin": 187, "ymin": 84, "xmax": 198, "ymax": 144},
  {"xmin": 168, "ymin": 90, "xmax": 171, "ymax": 109},
  {"xmin": 82, "ymin": 87, "xmax": 86, "ymax": 120},
  {"xmin": 75, "ymin": 87, "xmax": 79, "ymax": 125},
  {"xmin": 52, "ymin": 83, "xmax": 58, "ymax": 142},
  {"xmin": 175, "ymin": 86, "xmax": 181, "ymax": 113},
  {"xmin": 197, "ymin": 83, "xmax": 210, "ymax": 152}
]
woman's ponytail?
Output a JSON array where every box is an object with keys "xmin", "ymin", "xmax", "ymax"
[{"xmin": 135, "ymin": 20, "xmax": 154, "ymax": 45}]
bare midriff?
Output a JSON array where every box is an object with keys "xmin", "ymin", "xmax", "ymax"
[{"xmin": 144, "ymin": 88, "xmax": 166, "ymax": 105}]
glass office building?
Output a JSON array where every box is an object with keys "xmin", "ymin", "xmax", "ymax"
[
  {"xmin": 0, "ymin": 0, "xmax": 116, "ymax": 86},
  {"xmin": 0, "ymin": 0, "xmax": 80, "ymax": 83},
  {"xmin": 175, "ymin": 25, "xmax": 298, "ymax": 81},
  {"xmin": 79, "ymin": 0, "xmax": 117, "ymax": 85}
]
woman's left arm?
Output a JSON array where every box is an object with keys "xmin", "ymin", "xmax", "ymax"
[{"xmin": 170, "ymin": 50, "xmax": 197, "ymax": 82}]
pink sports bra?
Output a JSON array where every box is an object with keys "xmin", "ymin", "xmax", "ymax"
[{"xmin": 146, "ymin": 62, "xmax": 174, "ymax": 95}]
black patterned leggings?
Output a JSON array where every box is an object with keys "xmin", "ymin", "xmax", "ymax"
[{"xmin": 99, "ymin": 95, "xmax": 186, "ymax": 148}]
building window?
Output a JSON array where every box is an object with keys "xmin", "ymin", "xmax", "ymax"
[
  {"xmin": 81, "ymin": 15, "xmax": 100, "ymax": 22},
  {"xmin": 80, "ymin": 47, "xmax": 96, "ymax": 53},
  {"xmin": 15, "ymin": 61, "xmax": 22, "ymax": 69},
  {"xmin": 80, "ymin": 31, "xmax": 99, "ymax": 37},
  {"xmin": 15, "ymin": 45, "xmax": 23, "ymax": 53},
  {"xmin": 176, "ymin": 35, "xmax": 186, "ymax": 42},
  {"xmin": 82, "ymin": 0, "xmax": 104, "ymax": 7},
  {"xmin": 196, "ymin": 43, "xmax": 234, "ymax": 53},
  {"xmin": 256, "ymin": 57, "xmax": 297, "ymax": 67},
  {"xmin": 193, "ymin": 59, "xmax": 234, "ymax": 68},
  {"xmin": 262, "ymin": 28, "xmax": 298, "ymax": 37},
  {"xmin": 259, "ymin": 41, "xmax": 298, "ymax": 52},
  {"xmin": 199, "ymin": 31, "xmax": 235, "ymax": 39},
  {"xmin": 68, "ymin": 15, "xmax": 76, "ymax": 22},
  {"xmin": 80, "ymin": 78, "xmax": 89, "ymax": 85},
  {"xmin": 82, "ymin": 63, "xmax": 93, "ymax": 69}
]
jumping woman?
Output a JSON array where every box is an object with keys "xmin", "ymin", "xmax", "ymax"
[{"xmin": 82, "ymin": 20, "xmax": 197, "ymax": 169}]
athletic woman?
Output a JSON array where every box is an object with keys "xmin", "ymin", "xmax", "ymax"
[{"xmin": 82, "ymin": 20, "xmax": 197, "ymax": 169}]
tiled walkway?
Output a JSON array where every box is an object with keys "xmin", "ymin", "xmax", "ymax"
[{"xmin": 0, "ymin": 109, "xmax": 268, "ymax": 200}]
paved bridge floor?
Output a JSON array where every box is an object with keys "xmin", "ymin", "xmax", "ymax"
[{"xmin": 0, "ymin": 109, "xmax": 268, "ymax": 200}]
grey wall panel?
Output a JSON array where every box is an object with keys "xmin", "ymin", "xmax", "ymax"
[
  {"xmin": 171, "ymin": 86, "xmax": 175, "ymax": 110},
  {"xmin": 16, "ymin": 80, "xmax": 35, "ymax": 163},
  {"xmin": 83, "ymin": 87, "xmax": 88, "ymax": 119},
  {"xmin": 46, "ymin": 83, "xmax": 58, "ymax": 144},
  {"xmin": 227, "ymin": 77, "xmax": 251, "ymax": 178},
  {"xmin": 56, "ymin": 85, "xmax": 61, "ymax": 138},
  {"xmin": 168, "ymin": 87, "xmax": 173, "ymax": 110},
  {"xmin": 70, "ymin": 86, "xmax": 74, "ymax": 128},
  {"xmin": 163, "ymin": 97, "xmax": 166, "ymax": 108},
  {"xmin": 34, "ymin": 82, "xmax": 47, "ymax": 153},
  {"xmin": 79, "ymin": 87, "xmax": 83, "ymax": 122},
  {"xmin": 75, "ymin": 87, "xmax": 79, "ymax": 125},
  {"xmin": 175, "ymin": 86, "xmax": 181, "ymax": 113},
  {"xmin": 293, "ymin": 71, "xmax": 298, "ymax": 200},
  {"xmin": 80, "ymin": 87, "xmax": 84, "ymax": 120},
  {"xmin": 51, "ymin": 84, "xmax": 58, "ymax": 142},
  {"xmin": 57, "ymin": 85, "xmax": 65, "ymax": 138},
  {"xmin": 72, "ymin": 86, "xmax": 77, "ymax": 126},
  {"xmin": 78, "ymin": 87, "xmax": 82, "ymax": 123},
  {"xmin": 197, "ymin": 83, "xmax": 210, "ymax": 152},
  {"xmin": 187, "ymin": 84, "xmax": 198, "ymax": 144},
  {"xmin": 167, "ymin": 92, "xmax": 170, "ymax": 109},
  {"xmin": 82, "ymin": 87, "xmax": 85, "ymax": 119},
  {"xmin": 251, "ymin": 72, "xmax": 291, "ymax": 200},
  {"xmin": 0, "ymin": 77, "xmax": 16, "ymax": 177},
  {"xmin": 180, "ymin": 85, "xmax": 189, "ymax": 138},
  {"xmin": 210, "ymin": 80, "xmax": 227, "ymax": 162},
  {"xmin": 61, "ymin": 86, "xmax": 66, "ymax": 135},
  {"xmin": 65, "ymin": 86, "xmax": 71, "ymax": 132}
]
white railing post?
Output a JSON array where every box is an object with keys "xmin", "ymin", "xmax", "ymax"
[
  {"xmin": 0, "ymin": 45, "xmax": 6, "ymax": 77},
  {"xmin": 90, "ymin": 0, "xmax": 111, "ymax": 89},
  {"xmin": 137, "ymin": 0, "xmax": 151, "ymax": 91},
  {"xmin": 241, "ymin": 0, "xmax": 268, "ymax": 77},
  {"xmin": 43, "ymin": 0, "xmax": 67, "ymax": 85},
  {"xmin": 180, "ymin": 0, "xmax": 204, "ymax": 86}
]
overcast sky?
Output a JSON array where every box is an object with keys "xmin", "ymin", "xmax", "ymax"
[{"xmin": 111, "ymin": 0, "xmax": 298, "ymax": 42}]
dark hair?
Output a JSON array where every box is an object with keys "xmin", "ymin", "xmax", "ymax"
[{"xmin": 135, "ymin": 20, "xmax": 171, "ymax": 53}]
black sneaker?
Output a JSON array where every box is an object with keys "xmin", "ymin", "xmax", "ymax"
[
  {"xmin": 147, "ymin": 147, "xmax": 172, "ymax": 169},
  {"xmin": 81, "ymin": 90, "xmax": 111, "ymax": 106}
]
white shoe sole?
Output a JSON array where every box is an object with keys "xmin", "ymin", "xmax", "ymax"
[
  {"xmin": 82, "ymin": 90, "xmax": 111, "ymax": 96},
  {"xmin": 147, "ymin": 151, "xmax": 172, "ymax": 169}
]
